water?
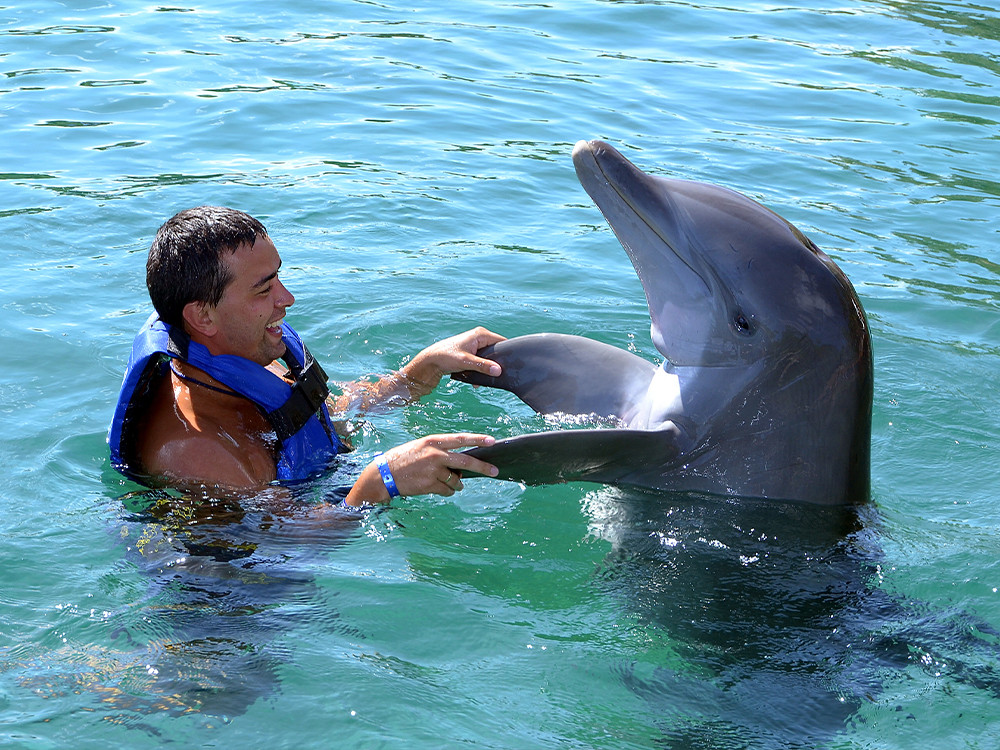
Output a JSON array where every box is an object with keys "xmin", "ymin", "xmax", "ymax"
[{"xmin": 2, "ymin": 0, "xmax": 999, "ymax": 746}]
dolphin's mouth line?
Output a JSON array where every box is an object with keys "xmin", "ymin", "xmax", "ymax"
[{"xmin": 587, "ymin": 145, "xmax": 715, "ymax": 300}]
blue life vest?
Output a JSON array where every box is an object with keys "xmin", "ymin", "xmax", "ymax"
[{"xmin": 108, "ymin": 313, "xmax": 345, "ymax": 484}]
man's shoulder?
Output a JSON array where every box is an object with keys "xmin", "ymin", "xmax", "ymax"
[
  {"xmin": 137, "ymin": 388, "xmax": 277, "ymax": 490},
  {"xmin": 142, "ymin": 430, "xmax": 261, "ymax": 489}
]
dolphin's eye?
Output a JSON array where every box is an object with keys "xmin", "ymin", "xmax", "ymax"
[{"xmin": 733, "ymin": 312, "xmax": 753, "ymax": 335}]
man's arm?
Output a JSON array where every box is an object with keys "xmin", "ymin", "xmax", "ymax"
[
  {"xmin": 344, "ymin": 433, "xmax": 499, "ymax": 506},
  {"xmin": 143, "ymin": 428, "xmax": 500, "ymax": 512},
  {"xmin": 329, "ymin": 327, "xmax": 505, "ymax": 415}
]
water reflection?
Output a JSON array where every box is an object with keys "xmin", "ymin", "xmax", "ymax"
[
  {"xmin": 872, "ymin": 0, "xmax": 1000, "ymax": 42},
  {"xmin": 583, "ymin": 490, "xmax": 1000, "ymax": 747},
  {"xmin": 90, "ymin": 487, "xmax": 365, "ymax": 727}
]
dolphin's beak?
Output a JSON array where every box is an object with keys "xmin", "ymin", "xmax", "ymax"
[{"xmin": 572, "ymin": 139, "xmax": 732, "ymax": 366}]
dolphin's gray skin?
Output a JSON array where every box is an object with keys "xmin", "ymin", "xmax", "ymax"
[{"xmin": 457, "ymin": 140, "xmax": 872, "ymax": 505}]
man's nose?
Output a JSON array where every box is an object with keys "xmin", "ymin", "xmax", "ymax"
[{"xmin": 276, "ymin": 279, "xmax": 294, "ymax": 308}]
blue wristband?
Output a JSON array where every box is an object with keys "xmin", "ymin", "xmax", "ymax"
[{"xmin": 374, "ymin": 452, "xmax": 401, "ymax": 498}]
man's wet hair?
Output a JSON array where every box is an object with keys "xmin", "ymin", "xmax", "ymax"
[{"xmin": 147, "ymin": 206, "xmax": 269, "ymax": 328}]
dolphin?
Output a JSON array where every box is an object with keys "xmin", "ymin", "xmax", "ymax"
[{"xmin": 457, "ymin": 139, "xmax": 873, "ymax": 505}]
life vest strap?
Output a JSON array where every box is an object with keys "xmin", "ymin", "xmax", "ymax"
[{"xmin": 267, "ymin": 352, "xmax": 331, "ymax": 442}]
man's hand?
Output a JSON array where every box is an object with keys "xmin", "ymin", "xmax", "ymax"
[
  {"xmin": 344, "ymin": 434, "xmax": 499, "ymax": 506},
  {"xmin": 401, "ymin": 327, "xmax": 506, "ymax": 394}
]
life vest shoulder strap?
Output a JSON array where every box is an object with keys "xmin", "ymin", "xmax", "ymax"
[{"xmin": 267, "ymin": 351, "xmax": 331, "ymax": 442}]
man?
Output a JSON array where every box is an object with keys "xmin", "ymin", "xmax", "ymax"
[{"xmin": 109, "ymin": 206, "xmax": 502, "ymax": 506}]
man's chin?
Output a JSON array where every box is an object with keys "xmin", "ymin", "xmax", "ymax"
[{"xmin": 255, "ymin": 342, "xmax": 287, "ymax": 366}]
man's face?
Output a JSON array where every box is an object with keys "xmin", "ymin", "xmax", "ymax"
[{"xmin": 207, "ymin": 235, "xmax": 295, "ymax": 365}]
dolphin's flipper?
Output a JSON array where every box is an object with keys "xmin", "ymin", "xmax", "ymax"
[
  {"xmin": 462, "ymin": 427, "xmax": 684, "ymax": 487},
  {"xmin": 453, "ymin": 333, "xmax": 657, "ymax": 421},
  {"xmin": 454, "ymin": 335, "xmax": 678, "ymax": 489}
]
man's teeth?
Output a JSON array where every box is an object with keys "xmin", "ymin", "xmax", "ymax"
[{"xmin": 267, "ymin": 318, "xmax": 284, "ymax": 331}]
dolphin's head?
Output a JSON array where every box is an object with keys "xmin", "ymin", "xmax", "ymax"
[{"xmin": 572, "ymin": 140, "xmax": 868, "ymax": 371}]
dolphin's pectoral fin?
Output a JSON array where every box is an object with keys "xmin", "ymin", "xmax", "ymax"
[
  {"xmin": 454, "ymin": 335, "xmax": 678, "ymax": 489},
  {"xmin": 453, "ymin": 333, "xmax": 658, "ymax": 420},
  {"xmin": 462, "ymin": 426, "xmax": 684, "ymax": 488}
]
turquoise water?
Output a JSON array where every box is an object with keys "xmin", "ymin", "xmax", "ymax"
[{"xmin": 3, "ymin": 0, "xmax": 1000, "ymax": 746}]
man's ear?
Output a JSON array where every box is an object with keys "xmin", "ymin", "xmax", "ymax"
[{"xmin": 181, "ymin": 300, "xmax": 217, "ymax": 339}]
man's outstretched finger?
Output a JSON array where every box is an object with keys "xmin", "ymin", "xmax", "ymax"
[
  {"xmin": 445, "ymin": 451, "xmax": 500, "ymax": 480},
  {"xmin": 474, "ymin": 356, "xmax": 502, "ymax": 378},
  {"xmin": 424, "ymin": 433, "xmax": 496, "ymax": 450}
]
